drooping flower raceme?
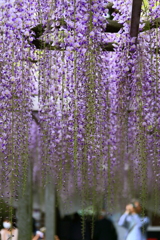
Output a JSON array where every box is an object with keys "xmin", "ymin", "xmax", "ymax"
[{"xmin": 0, "ymin": 0, "xmax": 160, "ymax": 217}]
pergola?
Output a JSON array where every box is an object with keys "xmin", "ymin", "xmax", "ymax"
[{"xmin": 0, "ymin": 0, "xmax": 160, "ymax": 240}]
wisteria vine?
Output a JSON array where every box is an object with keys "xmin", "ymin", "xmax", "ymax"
[{"xmin": 0, "ymin": 0, "xmax": 160, "ymax": 223}]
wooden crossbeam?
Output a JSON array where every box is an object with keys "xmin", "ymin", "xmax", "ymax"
[
  {"xmin": 32, "ymin": 111, "xmax": 40, "ymax": 125},
  {"xmin": 28, "ymin": 1, "xmax": 160, "ymax": 53}
]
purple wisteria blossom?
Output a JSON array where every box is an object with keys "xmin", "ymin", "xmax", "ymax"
[{"xmin": 0, "ymin": 0, "xmax": 160, "ymax": 216}]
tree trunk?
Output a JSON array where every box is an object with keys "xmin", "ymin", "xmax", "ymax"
[
  {"xmin": 17, "ymin": 161, "xmax": 33, "ymax": 240},
  {"xmin": 45, "ymin": 180, "xmax": 55, "ymax": 240}
]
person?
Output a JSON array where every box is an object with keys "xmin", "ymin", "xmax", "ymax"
[
  {"xmin": 57, "ymin": 215, "xmax": 71, "ymax": 240},
  {"xmin": 32, "ymin": 228, "xmax": 60, "ymax": 240},
  {"xmin": 32, "ymin": 217, "xmax": 37, "ymax": 236},
  {"xmin": 69, "ymin": 213, "xmax": 90, "ymax": 240},
  {"xmin": 32, "ymin": 230, "xmax": 44, "ymax": 240},
  {"xmin": 118, "ymin": 199, "xmax": 150, "ymax": 240},
  {"xmin": 93, "ymin": 210, "xmax": 118, "ymax": 240},
  {"xmin": 0, "ymin": 219, "xmax": 18, "ymax": 240}
]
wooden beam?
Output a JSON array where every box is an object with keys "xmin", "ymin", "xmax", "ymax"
[
  {"xmin": 105, "ymin": 18, "xmax": 160, "ymax": 33},
  {"xmin": 101, "ymin": 42, "xmax": 118, "ymax": 51},
  {"xmin": 32, "ymin": 111, "xmax": 40, "ymax": 125},
  {"xmin": 105, "ymin": 19, "xmax": 123, "ymax": 33}
]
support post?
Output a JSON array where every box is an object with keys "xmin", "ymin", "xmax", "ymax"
[
  {"xmin": 130, "ymin": 0, "xmax": 143, "ymax": 38},
  {"xmin": 17, "ymin": 161, "xmax": 33, "ymax": 240},
  {"xmin": 45, "ymin": 180, "xmax": 55, "ymax": 240}
]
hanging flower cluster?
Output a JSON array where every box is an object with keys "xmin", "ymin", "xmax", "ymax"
[
  {"xmin": 0, "ymin": 0, "xmax": 160, "ymax": 218},
  {"xmin": 0, "ymin": 0, "xmax": 39, "ymax": 219}
]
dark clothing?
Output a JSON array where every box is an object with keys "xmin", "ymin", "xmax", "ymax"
[
  {"xmin": 58, "ymin": 216, "xmax": 71, "ymax": 240},
  {"xmin": 70, "ymin": 214, "xmax": 90, "ymax": 240},
  {"xmin": 93, "ymin": 218, "xmax": 117, "ymax": 240},
  {"xmin": 32, "ymin": 218, "xmax": 37, "ymax": 235}
]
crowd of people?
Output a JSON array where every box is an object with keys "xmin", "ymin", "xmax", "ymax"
[{"xmin": 0, "ymin": 199, "xmax": 150, "ymax": 240}]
